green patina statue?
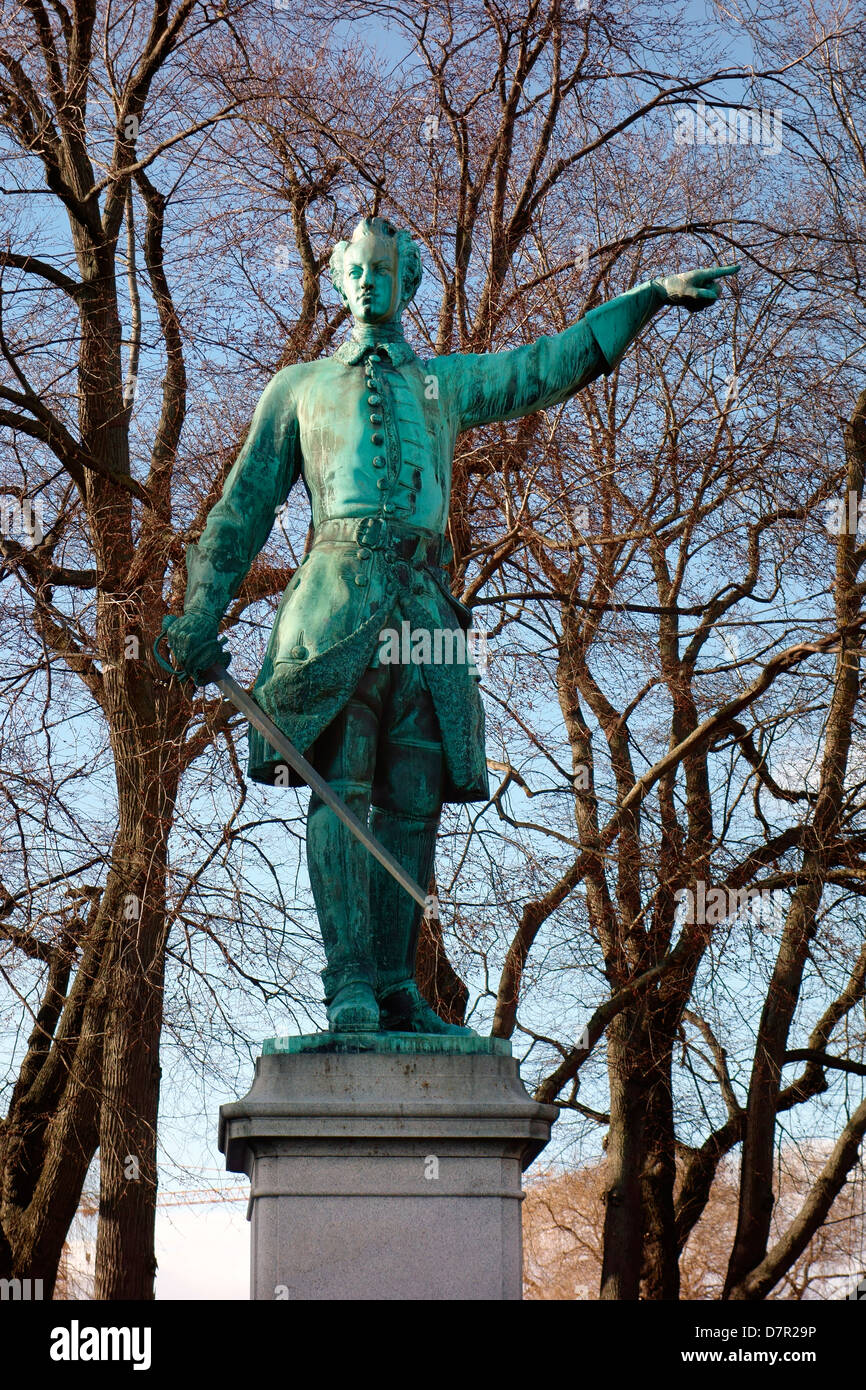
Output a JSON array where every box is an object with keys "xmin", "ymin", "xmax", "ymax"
[{"xmin": 164, "ymin": 215, "xmax": 737, "ymax": 1035}]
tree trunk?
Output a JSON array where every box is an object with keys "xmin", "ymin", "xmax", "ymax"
[
  {"xmin": 93, "ymin": 691, "xmax": 179, "ymax": 1300},
  {"xmin": 639, "ymin": 1040, "xmax": 680, "ymax": 1300},
  {"xmin": 416, "ymin": 909, "xmax": 468, "ymax": 1026},
  {"xmin": 0, "ymin": 894, "xmax": 109, "ymax": 1296},
  {"xmin": 600, "ymin": 1011, "xmax": 646, "ymax": 1300}
]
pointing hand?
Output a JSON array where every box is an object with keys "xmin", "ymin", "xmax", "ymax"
[{"xmin": 658, "ymin": 264, "xmax": 740, "ymax": 313}]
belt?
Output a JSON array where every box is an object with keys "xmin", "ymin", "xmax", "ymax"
[{"xmin": 312, "ymin": 516, "xmax": 443, "ymax": 567}]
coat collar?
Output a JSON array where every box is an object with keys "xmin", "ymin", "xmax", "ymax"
[{"xmin": 332, "ymin": 334, "xmax": 420, "ymax": 368}]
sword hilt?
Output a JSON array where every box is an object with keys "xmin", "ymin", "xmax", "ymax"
[
  {"xmin": 153, "ymin": 622, "xmax": 185, "ymax": 677},
  {"xmin": 153, "ymin": 618, "xmax": 227, "ymax": 687},
  {"xmin": 200, "ymin": 664, "xmax": 229, "ymax": 687}
]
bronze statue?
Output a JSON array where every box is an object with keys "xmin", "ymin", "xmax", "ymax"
[{"xmin": 163, "ymin": 215, "xmax": 737, "ymax": 1034}]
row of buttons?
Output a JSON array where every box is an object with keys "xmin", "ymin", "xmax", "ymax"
[
  {"xmin": 358, "ymin": 350, "xmax": 380, "ymax": 590},
  {"xmin": 364, "ymin": 352, "xmax": 401, "ymax": 518}
]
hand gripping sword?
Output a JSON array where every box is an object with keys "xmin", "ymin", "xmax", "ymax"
[{"xmin": 154, "ymin": 632, "xmax": 430, "ymax": 913}]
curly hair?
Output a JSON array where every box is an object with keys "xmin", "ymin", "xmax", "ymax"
[{"xmin": 329, "ymin": 216, "xmax": 423, "ymax": 310}]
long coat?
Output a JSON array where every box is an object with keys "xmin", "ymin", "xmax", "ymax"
[{"xmin": 182, "ymin": 281, "xmax": 662, "ymax": 802}]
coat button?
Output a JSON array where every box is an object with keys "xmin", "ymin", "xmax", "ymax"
[
  {"xmin": 290, "ymin": 645, "xmax": 308, "ymax": 660},
  {"xmin": 369, "ymin": 413, "xmax": 383, "ymax": 424},
  {"xmin": 354, "ymin": 574, "xmax": 366, "ymax": 587},
  {"xmin": 357, "ymin": 547, "xmax": 371, "ymax": 560},
  {"xmin": 383, "ymin": 503, "xmax": 395, "ymax": 515},
  {"xmin": 376, "ymin": 477, "xmax": 388, "ymax": 490},
  {"xmin": 371, "ymin": 432, "xmax": 384, "ymax": 445},
  {"xmin": 367, "ymin": 393, "xmax": 381, "ymax": 405},
  {"xmin": 372, "ymin": 455, "xmax": 385, "ymax": 468}
]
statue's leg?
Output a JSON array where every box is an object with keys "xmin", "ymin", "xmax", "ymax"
[
  {"xmin": 306, "ymin": 671, "xmax": 384, "ymax": 1032},
  {"xmin": 369, "ymin": 663, "xmax": 475, "ymax": 1036}
]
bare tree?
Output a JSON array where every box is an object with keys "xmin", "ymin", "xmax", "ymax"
[
  {"xmin": 1, "ymin": 0, "xmax": 864, "ymax": 1304},
  {"xmin": 525, "ymin": 1150, "xmax": 866, "ymax": 1300},
  {"xmin": 0, "ymin": 0, "xmax": 267, "ymax": 1298}
]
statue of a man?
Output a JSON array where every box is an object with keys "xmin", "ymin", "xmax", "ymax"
[{"xmin": 165, "ymin": 216, "xmax": 737, "ymax": 1035}]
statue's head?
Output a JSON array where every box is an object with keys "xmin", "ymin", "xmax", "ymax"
[{"xmin": 329, "ymin": 216, "xmax": 423, "ymax": 326}]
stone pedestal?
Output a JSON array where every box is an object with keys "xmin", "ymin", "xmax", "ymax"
[{"xmin": 218, "ymin": 1033, "xmax": 557, "ymax": 1301}]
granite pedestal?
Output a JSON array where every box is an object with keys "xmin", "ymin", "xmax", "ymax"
[{"xmin": 218, "ymin": 1032, "xmax": 557, "ymax": 1301}]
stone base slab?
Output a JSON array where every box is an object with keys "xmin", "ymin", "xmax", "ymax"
[{"xmin": 219, "ymin": 1045, "xmax": 557, "ymax": 1301}]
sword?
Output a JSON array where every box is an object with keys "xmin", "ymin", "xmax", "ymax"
[{"xmin": 154, "ymin": 633, "xmax": 430, "ymax": 912}]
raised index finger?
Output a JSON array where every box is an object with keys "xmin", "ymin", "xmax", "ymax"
[{"xmin": 704, "ymin": 263, "xmax": 741, "ymax": 280}]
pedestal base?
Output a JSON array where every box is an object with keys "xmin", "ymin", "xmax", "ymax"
[{"xmin": 219, "ymin": 1035, "xmax": 557, "ymax": 1301}]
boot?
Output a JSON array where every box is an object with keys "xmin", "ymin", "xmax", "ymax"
[
  {"xmin": 307, "ymin": 787, "xmax": 379, "ymax": 1032},
  {"xmin": 327, "ymin": 980, "xmax": 379, "ymax": 1032},
  {"xmin": 369, "ymin": 808, "xmax": 475, "ymax": 1036},
  {"xmin": 379, "ymin": 981, "xmax": 475, "ymax": 1036}
]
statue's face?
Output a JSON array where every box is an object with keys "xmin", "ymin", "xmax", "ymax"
[{"xmin": 341, "ymin": 233, "xmax": 400, "ymax": 324}]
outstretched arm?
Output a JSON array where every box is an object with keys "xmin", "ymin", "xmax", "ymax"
[
  {"xmin": 450, "ymin": 265, "xmax": 739, "ymax": 430},
  {"xmin": 589, "ymin": 263, "xmax": 740, "ymax": 369}
]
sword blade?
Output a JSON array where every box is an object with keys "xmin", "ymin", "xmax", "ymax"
[{"xmin": 211, "ymin": 669, "xmax": 430, "ymax": 911}]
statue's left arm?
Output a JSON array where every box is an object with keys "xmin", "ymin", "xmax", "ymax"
[{"xmin": 450, "ymin": 266, "xmax": 738, "ymax": 429}]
